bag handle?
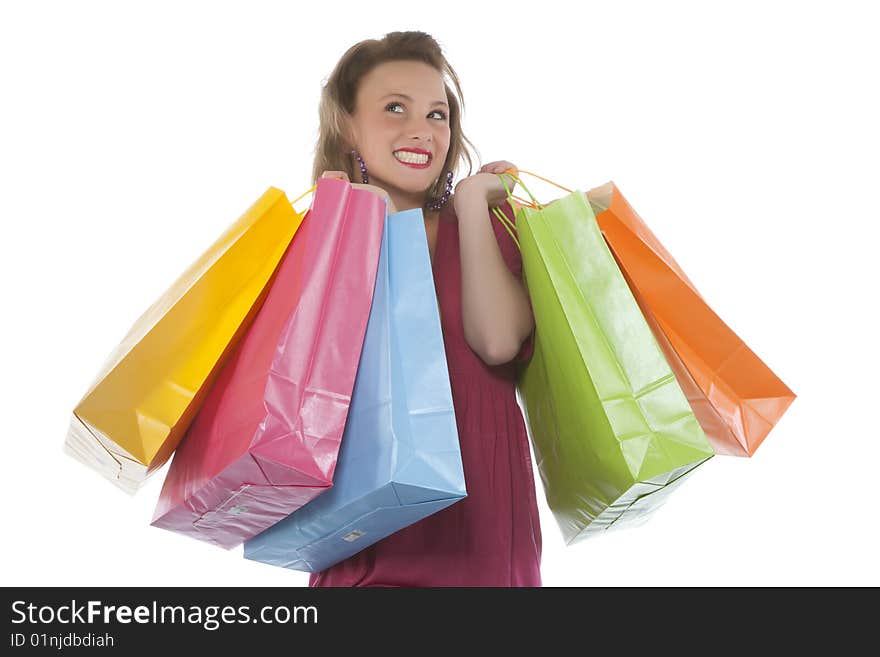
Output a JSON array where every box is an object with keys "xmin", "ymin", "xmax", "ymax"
[
  {"xmin": 492, "ymin": 205, "xmax": 521, "ymax": 250},
  {"xmin": 490, "ymin": 169, "xmax": 575, "ymax": 250},
  {"xmin": 291, "ymin": 184, "xmax": 317, "ymax": 214}
]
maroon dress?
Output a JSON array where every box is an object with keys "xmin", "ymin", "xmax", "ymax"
[{"xmin": 309, "ymin": 199, "xmax": 542, "ymax": 587}]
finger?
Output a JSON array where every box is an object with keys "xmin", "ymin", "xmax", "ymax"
[
  {"xmin": 483, "ymin": 162, "xmax": 518, "ymax": 176},
  {"xmin": 479, "ymin": 161, "xmax": 505, "ymax": 173},
  {"xmin": 321, "ymin": 170, "xmax": 350, "ymax": 181}
]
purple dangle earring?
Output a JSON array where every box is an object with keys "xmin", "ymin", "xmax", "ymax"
[
  {"xmin": 427, "ymin": 171, "xmax": 454, "ymax": 211},
  {"xmin": 350, "ymin": 150, "xmax": 369, "ymax": 184}
]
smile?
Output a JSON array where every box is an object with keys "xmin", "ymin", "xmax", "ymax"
[{"xmin": 393, "ymin": 150, "xmax": 431, "ymax": 168}]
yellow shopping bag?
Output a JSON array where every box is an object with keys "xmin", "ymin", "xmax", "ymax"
[{"xmin": 65, "ymin": 187, "xmax": 309, "ymax": 493}]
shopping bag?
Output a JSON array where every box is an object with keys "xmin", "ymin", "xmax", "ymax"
[
  {"xmin": 502, "ymin": 174, "xmax": 715, "ymax": 544},
  {"xmin": 588, "ymin": 182, "xmax": 796, "ymax": 456},
  {"xmin": 151, "ymin": 178, "xmax": 386, "ymax": 549},
  {"xmin": 243, "ymin": 207, "xmax": 466, "ymax": 572},
  {"xmin": 65, "ymin": 187, "xmax": 306, "ymax": 493},
  {"xmin": 624, "ymin": 269, "xmax": 739, "ymax": 458}
]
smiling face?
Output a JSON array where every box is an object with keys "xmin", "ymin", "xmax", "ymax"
[{"xmin": 346, "ymin": 60, "xmax": 451, "ymax": 210}]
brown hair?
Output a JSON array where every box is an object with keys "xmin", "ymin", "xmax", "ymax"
[{"xmin": 311, "ymin": 31, "xmax": 478, "ymax": 204}]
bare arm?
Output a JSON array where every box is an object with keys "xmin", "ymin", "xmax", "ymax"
[{"xmin": 455, "ymin": 167, "xmax": 534, "ymax": 366}]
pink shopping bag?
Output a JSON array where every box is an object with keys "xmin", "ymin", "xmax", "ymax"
[{"xmin": 152, "ymin": 178, "xmax": 386, "ymax": 548}]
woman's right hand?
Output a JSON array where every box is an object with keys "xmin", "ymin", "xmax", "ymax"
[{"xmin": 320, "ymin": 171, "xmax": 398, "ymax": 214}]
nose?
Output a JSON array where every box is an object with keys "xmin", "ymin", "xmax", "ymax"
[{"xmin": 405, "ymin": 115, "xmax": 433, "ymax": 142}]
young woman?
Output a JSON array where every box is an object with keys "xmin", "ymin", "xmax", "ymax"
[{"xmin": 311, "ymin": 31, "xmax": 541, "ymax": 587}]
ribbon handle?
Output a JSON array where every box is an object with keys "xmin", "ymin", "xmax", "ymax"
[
  {"xmin": 490, "ymin": 168, "xmax": 575, "ymax": 251},
  {"xmin": 290, "ymin": 184, "xmax": 317, "ymax": 214}
]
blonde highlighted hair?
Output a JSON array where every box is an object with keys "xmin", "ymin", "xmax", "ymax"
[{"xmin": 312, "ymin": 31, "xmax": 478, "ymax": 204}]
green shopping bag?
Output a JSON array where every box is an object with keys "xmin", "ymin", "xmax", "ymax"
[{"xmin": 494, "ymin": 173, "xmax": 715, "ymax": 545}]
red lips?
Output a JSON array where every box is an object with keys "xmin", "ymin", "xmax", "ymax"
[{"xmin": 393, "ymin": 148, "xmax": 432, "ymax": 169}]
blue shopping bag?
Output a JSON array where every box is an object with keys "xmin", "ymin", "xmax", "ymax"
[{"xmin": 243, "ymin": 208, "xmax": 466, "ymax": 573}]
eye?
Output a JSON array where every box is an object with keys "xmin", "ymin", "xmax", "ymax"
[{"xmin": 385, "ymin": 102, "xmax": 447, "ymax": 121}]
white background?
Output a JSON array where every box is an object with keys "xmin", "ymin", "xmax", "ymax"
[{"xmin": 2, "ymin": 0, "xmax": 877, "ymax": 587}]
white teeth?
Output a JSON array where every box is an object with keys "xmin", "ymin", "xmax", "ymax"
[{"xmin": 394, "ymin": 151, "xmax": 429, "ymax": 165}]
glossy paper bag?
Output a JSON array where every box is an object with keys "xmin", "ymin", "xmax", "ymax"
[
  {"xmin": 152, "ymin": 179, "xmax": 386, "ymax": 549},
  {"xmin": 244, "ymin": 208, "xmax": 466, "ymax": 572},
  {"xmin": 588, "ymin": 182, "xmax": 796, "ymax": 456},
  {"xmin": 514, "ymin": 188, "xmax": 714, "ymax": 544},
  {"xmin": 65, "ymin": 188, "xmax": 304, "ymax": 493}
]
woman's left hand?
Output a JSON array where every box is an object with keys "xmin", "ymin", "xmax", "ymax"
[{"xmin": 453, "ymin": 160, "xmax": 519, "ymax": 209}]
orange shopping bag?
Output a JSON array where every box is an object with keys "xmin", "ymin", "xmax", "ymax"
[{"xmin": 587, "ymin": 182, "xmax": 795, "ymax": 456}]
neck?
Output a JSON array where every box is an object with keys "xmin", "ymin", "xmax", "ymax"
[
  {"xmin": 389, "ymin": 190, "xmax": 426, "ymax": 213},
  {"xmin": 390, "ymin": 192, "xmax": 443, "ymax": 218},
  {"xmin": 369, "ymin": 176, "xmax": 430, "ymax": 213}
]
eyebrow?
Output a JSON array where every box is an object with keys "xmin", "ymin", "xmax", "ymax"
[{"xmin": 380, "ymin": 93, "xmax": 449, "ymax": 108}]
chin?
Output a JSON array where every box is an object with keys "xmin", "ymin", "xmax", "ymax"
[
  {"xmin": 378, "ymin": 169, "xmax": 440, "ymax": 197},
  {"xmin": 411, "ymin": 173, "xmax": 444, "ymax": 193},
  {"xmin": 387, "ymin": 179, "xmax": 433, "ymax": 196}
]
